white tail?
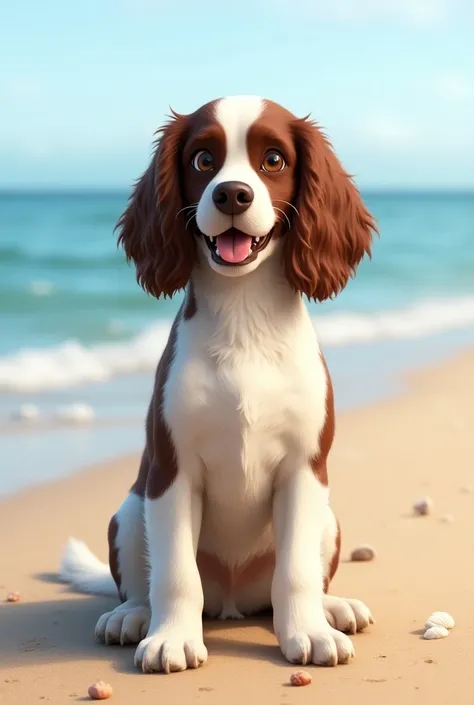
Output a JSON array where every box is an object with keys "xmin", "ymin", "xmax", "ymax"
[{"xmin": 60, "ymin": 537, "xmax": 117, "ymax": 597}]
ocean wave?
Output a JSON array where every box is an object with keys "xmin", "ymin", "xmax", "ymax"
[{"xmin": 1, "ymin": 296, "xmax": 474, "ymax": 392}]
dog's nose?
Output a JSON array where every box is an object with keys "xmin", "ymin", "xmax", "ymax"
[{"xmin": 212, "ymin": 181, "xmax": 254, "ymax": 215}]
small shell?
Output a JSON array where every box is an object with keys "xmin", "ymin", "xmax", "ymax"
[
  {"xmin": 413, "ymin": 497, "xmax": 433, "ymax": 516},
  {"xmin": 88, "ymin": 681, "xmax": 113, "ymax": 700},
  {"xmin": 423, "ymin": 626, "xmax": 449, "ymax": 640},
  {"xmin": 6, "ymin": 592, "xmax": 20, "ymax": 603},
  {"xmin": 350, "ymin": 545, "xmax": 376, "ymax": 562},
  {"xmin": 460, "ymin": 485, "xmax": 473, "ymax": 494},
  {"xmin": 290, "ymin": 670, "xmax": 312, "ymax": 687},
  {"xmin": 425, "ymin": 612, "xmax": 455, "ymax": 630}
]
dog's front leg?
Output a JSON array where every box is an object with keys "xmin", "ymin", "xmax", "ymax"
[
  {"xmin": 272, "ymin": 467, "xmax": 355, "ymax": 666},
  {"xmin": 134, "ymin": 472, "xmax": 207, "ymax": 674}
]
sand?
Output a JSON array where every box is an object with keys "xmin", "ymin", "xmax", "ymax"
[{"xmin": 1, "ymin": 351, "xmax": 473, "ymax": 704}]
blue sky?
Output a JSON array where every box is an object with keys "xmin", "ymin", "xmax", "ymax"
[{"xmin": 1, "ymin": 0, "xmax": 473, "ymax": 189}]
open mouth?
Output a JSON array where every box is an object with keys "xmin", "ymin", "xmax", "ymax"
[{"xmin": 202, "ymin": 227, "xmax": 273, "ymax": 267}]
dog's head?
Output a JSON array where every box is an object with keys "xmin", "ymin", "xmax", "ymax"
[{"xmin": 117, "ymin": 95, "xmax": 376, "ymax": 300}]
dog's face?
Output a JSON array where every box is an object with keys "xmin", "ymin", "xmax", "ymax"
[
  {"xmin": 117, "ymin": 95, "xmax": 376, "ymax": 299},
  {"xmin": 182, "ymin": 96, "xmax": 297, "ymax": 277}
]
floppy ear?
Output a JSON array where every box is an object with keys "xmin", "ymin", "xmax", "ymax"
[
  {"xmin": 284, "ymin": 117, "xmax": 377, "ymax": 301},
  {"xmin": 116, "ymin": 113, "xmax": 195, "ymax": 298}
]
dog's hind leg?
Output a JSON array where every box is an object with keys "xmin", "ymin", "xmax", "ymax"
[
  {"xmin": 95, "ymin": 491, "xmax": 151, "ymax": 645},
  {"xmin": 322, "ymin": 508, "xmax": 374, "ymax": 634}
]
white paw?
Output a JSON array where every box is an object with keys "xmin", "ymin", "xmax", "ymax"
[
  {"xmin": 280, "ymin": 625, "xmax": 355, "ymax": 666},
  {"xmin": 323, "ymin": 595, "xmax": 374, "ymax": 634},
  {"xmin": 135, "ymin": 631, "xmax": 208, "ymax": 673},
  {"xmin": 95, "ymin": 601, "xmax": 150, "ymax": 645}
]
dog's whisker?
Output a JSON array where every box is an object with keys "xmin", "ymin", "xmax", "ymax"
[
  {"xmin": 273, "ymin": 200, "xmax": 300, "ymax": 217},
  {"xmin": 273, "ymin": 206, "xmax": 291, "ymax": 231},
  {"xmin": 176, "ymin": 204, "xmax": 198, "ymax": 220},
  {"xmin": 185, "ymin": 213, "xmax": 197, "ymax": 231}
]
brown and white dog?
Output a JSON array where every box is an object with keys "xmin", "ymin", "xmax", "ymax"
[{"xmin": 60, "ymin": 95, "xmax": 377, "ymax": 674}]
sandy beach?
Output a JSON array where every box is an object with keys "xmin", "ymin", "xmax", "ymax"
[{"xmin": 1, "ymin": 350, "xmax": 473, "ymax": 705}]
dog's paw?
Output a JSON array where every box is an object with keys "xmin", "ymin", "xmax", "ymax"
[
  {"xmin": 279, "ymin": 624, "xmax": 355, "ymax": 666},
  {"xmin": 135, "ymin": 631, "xmax": 208, "ymax": 673},
  {"xmin": 323, "ymin": 595, "xmax": 374, "ymax": 634},
  {"xmin": 95, "ymin": 601, "xmax": 150, "ymax": 645}
]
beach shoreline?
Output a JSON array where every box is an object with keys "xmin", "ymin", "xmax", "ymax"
[
  {"xmin": 1, "ymin": 348, "xmax": 473, "ymax": 704},
  {"xmin": 2, "ymin": 325, "xmax": 474, "ymax": 498}
]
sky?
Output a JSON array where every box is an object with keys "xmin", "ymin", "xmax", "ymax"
[{"xmin": 1, "ymin": 0, "xmax": 473, "ymax": 190}]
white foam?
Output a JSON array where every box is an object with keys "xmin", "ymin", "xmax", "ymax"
[
  {"xmin": 0, "ymin": 296, "xmax": 473, "ymax": 393},
  {"xmin": 28, "ymin": 280, "xmax": 54, "ymax": 297},
  {"xmin": 11, "ymin": 403, "xmax": 40, "ymax": 421},
  {"xmin": 54, "ymin": 403, "xmax": 95, "ymax": 424}
]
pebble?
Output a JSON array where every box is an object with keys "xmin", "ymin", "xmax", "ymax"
[
  {"xmin": 413, "ymin": 496, "xmax": 433, "ymax": 516},
  {"xmin": 6, "ymin": 592, "xmax": 20, "ymax": 603},
  {"xmin": 88, "ymin": 681, "xmax": 113, "ymax": 700},
  {"xmin": 350, "ymin": 545, "xmax": 376, "ymax": 562},
  {"xmin": 290, "ymin": 670, "xmax": 312, "ymax": 687}
]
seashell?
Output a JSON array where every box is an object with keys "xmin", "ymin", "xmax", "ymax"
[
  {"xmin": 88, "ymin": 681, "xmax": 113, "ymax": 700},
  {"xmin": 350, "ymin": 545, "xmax": 376, "ymax": 562},
  {"xmin": 290, "ymin": 670, "xmax": 312, "ymax": 686},
  {"xmin": 425, "ymin": 611, "xmax": 455, "ymax": 630},
  {"xmin": 413, "ymin": 497, "xmax": 433, "ymax": 516},
  {"xmin": 423, "ymin": 626, "xmax": 449, "ymax": 640}
]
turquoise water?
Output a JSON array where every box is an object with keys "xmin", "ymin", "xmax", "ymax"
[
  {"xmin": 0, "ymin": 190, "xmax": 473, "ymax": 391},
  {"xmin": 0, "ymin": 189, "xmax": 473, "ymax": 495}
]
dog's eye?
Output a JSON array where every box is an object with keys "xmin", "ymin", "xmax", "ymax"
[
  {"xmin": 261, "ymin": 150, "xmax": 286, "ymax": 173},
  {"xmin": 192, "ymin": 150, "xmax": 214, "ymax": 172}
]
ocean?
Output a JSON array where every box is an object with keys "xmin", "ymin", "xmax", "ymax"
[{"xmin": 0, "ymin": 190, "xmax": 473, "ymax": 494}]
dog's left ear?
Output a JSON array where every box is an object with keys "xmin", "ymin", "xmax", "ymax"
[
  {"xmin": 284, "ymin": 117, "xmax": 377, "ymax": 301},
  {"xmin": 116, "ymin": 112, "xmax": 195, "ymax": 298}
]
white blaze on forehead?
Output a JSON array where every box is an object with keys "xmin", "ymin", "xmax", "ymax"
[
  {"xmin": 214, "ymin": 95, "xmax": 264, "ymax": 155},
  {"xmin": 195, "ymin": 94, "xmax": 276, "ymax": 242}
]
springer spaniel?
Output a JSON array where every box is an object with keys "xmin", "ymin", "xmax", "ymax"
[{"xmin": 61, "ymin": 95, "xmax": 377, "ymax": 673}]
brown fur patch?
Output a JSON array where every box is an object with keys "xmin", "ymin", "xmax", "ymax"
[
  {"xmin": 108, "ymin": 515, "xmax": 125, "ymax": 601},
  {"xmin": 310, "ymin": 354, "xmax": 335, "ymax": 486},
  {"xmin": 284, "ymin": 115, "xmax": 377, "ymax": 301}
]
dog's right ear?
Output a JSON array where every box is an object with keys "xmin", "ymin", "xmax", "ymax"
[{"xmin": 116, "ymin": 113, "xmax": 196, "ymax": 298}]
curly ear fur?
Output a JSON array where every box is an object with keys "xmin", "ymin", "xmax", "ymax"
[
  {"xmin": 116, "ymin": 113, "xmax": 195, "ymax": 298},
  {"xmin": 284, "ymin": 117, "xmax": 377, "ymax": 301}
]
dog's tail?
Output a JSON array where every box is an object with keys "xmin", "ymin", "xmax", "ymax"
[{"xmin": 59, "ymin": 537, "xmax": 117, "ymax": 597}]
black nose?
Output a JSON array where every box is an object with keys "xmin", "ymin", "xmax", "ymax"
[{"xmin": 212, "ymin": 181, "xmax": 254, "ymax": 215}]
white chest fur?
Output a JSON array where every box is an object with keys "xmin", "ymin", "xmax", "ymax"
[{"xmin": 164, "ymin": 262, "xmax": 328, "ymax": 507}]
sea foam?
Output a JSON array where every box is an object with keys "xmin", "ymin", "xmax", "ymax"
[{"xmin": 1, "ymin": 296, "xmax": 474, "ymax": 392}]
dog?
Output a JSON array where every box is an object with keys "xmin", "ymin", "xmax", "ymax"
[{"xmin": 60, "ymin": 95, "xmax": 377, "ymax": 674}]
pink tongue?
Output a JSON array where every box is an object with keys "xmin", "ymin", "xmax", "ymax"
[{"xmin": 217, "ymin": 233, "xmax": 252, "ymax": 263}]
